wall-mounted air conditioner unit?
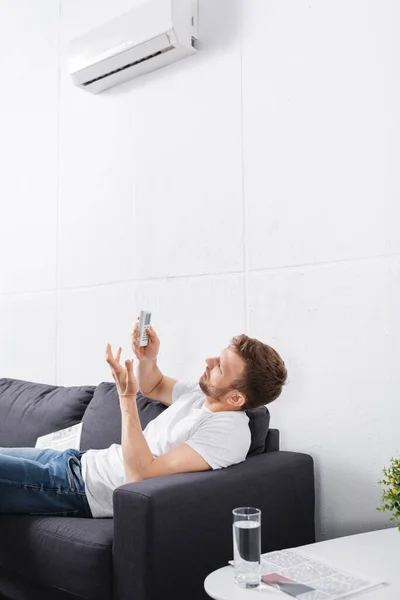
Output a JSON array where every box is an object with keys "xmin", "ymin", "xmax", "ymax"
[{"xmin": 68, "ymin": 0, "xmax": 198, "ymax": 94}]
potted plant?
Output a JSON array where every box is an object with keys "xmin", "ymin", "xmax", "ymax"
[{"xmin": 377, "ymin": 457, "xmax": 400, "ymax": 531}]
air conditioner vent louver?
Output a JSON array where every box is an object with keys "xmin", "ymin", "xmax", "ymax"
[{"xmin": 82, "ymin": 45, "xmax": 175, "ymax": 87}]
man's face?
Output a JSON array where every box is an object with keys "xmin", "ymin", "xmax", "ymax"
[{"xmin": 199, "ymin": 346, "xmax": 246, "ymax": 402}]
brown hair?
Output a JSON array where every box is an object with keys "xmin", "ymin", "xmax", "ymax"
[{"xmin": 230, "ymin": 334, "xmax": 288, "ymax": 411}]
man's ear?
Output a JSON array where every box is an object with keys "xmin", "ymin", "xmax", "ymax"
[{"xmin": 226, "ymin": 392, "xmax": 246, "ymax": 409}]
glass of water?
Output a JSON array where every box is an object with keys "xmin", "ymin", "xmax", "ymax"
[{"xmin": 232, "ymin": 507, "xmax": 261, "ymax": 588}]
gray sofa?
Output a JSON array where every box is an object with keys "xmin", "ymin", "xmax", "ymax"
[{"xmin": 0, "ymin": 377, "xmax": 315, "ymax": 600}]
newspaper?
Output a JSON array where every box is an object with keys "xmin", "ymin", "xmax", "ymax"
[
  {"xmin": 35, "ymin": 423, "xmax": 83, "ymax": 451},
  {"xmin": 229, "ymin": 549, "xmax": 384, "ymax": 599}
]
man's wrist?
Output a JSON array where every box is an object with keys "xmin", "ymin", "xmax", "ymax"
[
  {"xmin": 119, "ymin": 395, "xmax": 139, "ymax": 415},
  {"xmin": 137, "ymin": 358, "xmax": 162, "ymax": 395},
  {"xmin": 119, "ymin": 390, "xmax": 138, "ymax": 405}
]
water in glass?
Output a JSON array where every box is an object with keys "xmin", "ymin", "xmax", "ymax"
[{"xmin": 233, "ymin": 520, "xmax": 261, "ymax": 588}]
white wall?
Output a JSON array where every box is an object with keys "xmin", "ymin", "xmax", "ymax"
[{"xmin": 0, "ymin": 0, "xmax": 399, "ymax": 541}]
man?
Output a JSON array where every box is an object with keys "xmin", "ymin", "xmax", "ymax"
[{"xmin": 0, "ymin": 323, "xmax": 287, "ymax": 518}]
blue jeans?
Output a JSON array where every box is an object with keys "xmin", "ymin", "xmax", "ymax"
[{"xmin": 0, "ymin": 447, "xmax": 92, "ymax": 518}]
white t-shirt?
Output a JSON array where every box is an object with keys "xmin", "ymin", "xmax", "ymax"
[{"xmin": 81, "ymin": 380, "xmax": 251, "ymax": 518}]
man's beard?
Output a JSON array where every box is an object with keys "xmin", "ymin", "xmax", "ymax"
[{"xmin": 199, "ymin": 377, "xmax": 234, "ymax": 402}]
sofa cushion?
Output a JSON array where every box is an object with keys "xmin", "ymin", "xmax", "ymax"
[
  {"xmin": 0, "ymin": 515, "xmax": 113, "ymax": 600},
  {"xmin": 80, "ymin": 382, "xmax": 166, "ymax": 450},
  {"xmin": 247, "ymin": 407, "xmax": 270, "ymax": 456},
  {"xmin": 80, "ymin": 382, "xmax": 270, "ymax": 456},
  {"xmin": 0, "ymin": 378, "xmax": 95, "ymax": 448}
]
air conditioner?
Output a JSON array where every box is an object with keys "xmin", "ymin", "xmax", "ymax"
[{"xmin": 68, "ymin": 0, "xmax": 198, "ymax": 93}]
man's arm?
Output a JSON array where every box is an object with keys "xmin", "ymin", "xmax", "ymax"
[
  {"xmin": 106, "ymin": 346, "xmax": 209, "ymax": 483},
  {"xmin": 132, "ymin": 322, "xmax": 177, "ymax": 406},
  {"xmin": 121, "ymin": 401, "xmax": 211, "ymax": 483},
  {"xmin": 136, "ymin": 358, "xmax": 177, "ymax": 406}
]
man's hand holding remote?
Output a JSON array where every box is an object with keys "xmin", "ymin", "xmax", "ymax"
[
  {"xmin": 131, "ymin": 316, "xmax": 160, "ymax": 361},
  {"xmin": 131, "ymin": 317, "xmax": 164, "ymax": 398}
]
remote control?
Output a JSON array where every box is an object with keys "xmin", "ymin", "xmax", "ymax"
[{"xmin": 138, "ymin": 310, "xmax": 152, "ymax": 347}]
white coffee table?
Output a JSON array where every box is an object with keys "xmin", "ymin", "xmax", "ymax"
[{"xmin": 204, "ymin": 527, "xmax": 399, "ymax": 599}]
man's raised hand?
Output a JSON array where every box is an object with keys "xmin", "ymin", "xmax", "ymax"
[{"xmin": 106, "ymin": 344, "xmax": 138, "ymax": 398}]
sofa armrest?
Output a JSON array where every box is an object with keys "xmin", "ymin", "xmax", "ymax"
[{"xmin": 112, "ymin": 451, "xmax": 314, "ymax": 600}]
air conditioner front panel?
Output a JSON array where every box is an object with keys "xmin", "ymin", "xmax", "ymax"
[
  {"xmin": 68, "ymin": 0, "xmax": 198, "ymax": 93},
  {"xmin": 68, "ymin": 0, "xmax": 174, "ymax": 73}
]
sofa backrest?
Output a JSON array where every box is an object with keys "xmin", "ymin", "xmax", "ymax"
[
  {"xmin": 0, "ymin": 378, "xmax": 95, "ymax": 448},
  {"xmin": 265, "ymin": 428, "xmax": 279, "ymax": 452},
  {"xmin": 80, "ymin": 382, "xmax": 271, "ymax": 457},
  {"xmin": 0, "ymin": 378, "xmax": 274, "ymax": 455}
]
